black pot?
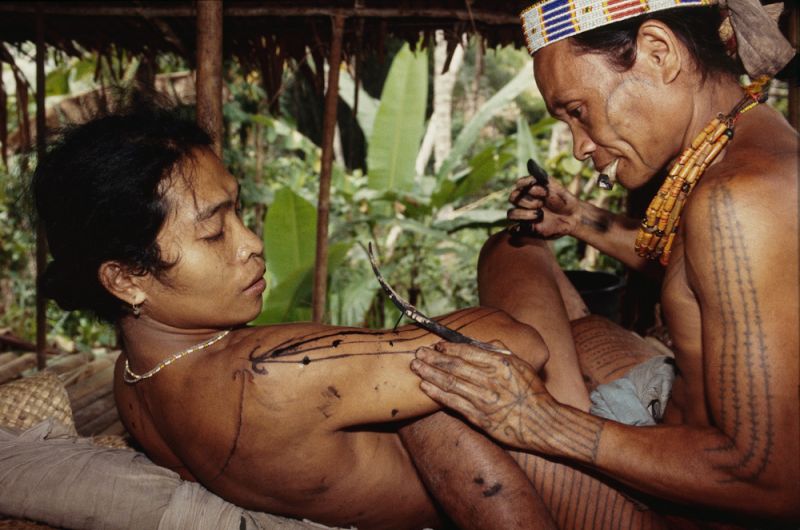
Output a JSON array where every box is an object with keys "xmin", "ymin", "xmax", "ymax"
[{"xmin": 564, "ymin": 270, "xmax": 626, "ymax": 322}]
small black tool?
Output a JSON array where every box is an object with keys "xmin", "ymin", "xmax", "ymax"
[{"xmin": 527, "ymin": 158, "xmax": 549, "ymax": 186}]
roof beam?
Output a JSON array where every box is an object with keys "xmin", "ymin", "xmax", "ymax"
[{"xmin": 0, "ymin": 4, "xmax": 521, "ymax": 26}]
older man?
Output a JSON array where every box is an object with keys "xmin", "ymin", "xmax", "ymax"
[{"xmin": 409, "ymin": 1, "xmax": 798, "ymax": 528}]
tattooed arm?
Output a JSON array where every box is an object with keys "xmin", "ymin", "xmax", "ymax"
[
  {"xmin": 412, "ymin": 176, "xmax": 800, "ymax": 519},
  {"xmin": 248, "ymin": 307, "xmax": 549, "ymax": 430},
  {"xmin": 247, "ymin": 309, "xmax": 556, "ymax": 529}
]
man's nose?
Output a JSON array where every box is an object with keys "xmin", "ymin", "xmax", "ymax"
[{"xmin": 571, "ymin": 126, "xmax": 596, "ymax": 161}]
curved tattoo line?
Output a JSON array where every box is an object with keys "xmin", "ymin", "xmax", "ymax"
[
  {"xmin": 710, "ymin": 196, "xmax": 734, "ymax": 440},
  {"xmin": 248, "ymin": 309, "xmax": 502, "ymax": 374},
  {"xmin": 262, "ymin": 307, "xmax": 489, "ymax": 359},
  {"xmin": 210, "ymin": 369, "xmax": 252, "ymax": 482}
]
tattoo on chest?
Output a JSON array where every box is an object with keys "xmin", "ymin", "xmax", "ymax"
[{"xmin": 704, "ymin": 185, "xmax": 774, "ymax": 483}]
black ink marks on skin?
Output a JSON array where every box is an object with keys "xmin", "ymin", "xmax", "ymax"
[
  {"xmin": 484, "ymin": 357, "xmax": 605, "ymax": 464},
  {"xmin": 482, "ymin": 483, "xmax": 503, "ymax": 497},
  {"xmin": 211, "ymin": 370, "xmax": 252, "ymax": 482},
  {"xmin": 304, "ymin": 483, "xmax": 330, "ymax": 496},
  {"xmin": 248, "ymin": 308, "xmax": 500, "ymax": 372},
  {"xmin": 473, "ymin": 475, "xmax": 503, "ymax": 498},
  {"xmin": 391, "ymin": 409, "xmax": 398, "ymax": 417},
  {"xmin": 319, "ymin": 386, "xmax": 342, "ymax": 418},
  {"xmin": 706, "ymin": 185, "xmax": 774, "ymax": 483},
  {"xmin": 579, "ymin": 213, "xmax": 610, "ymax": 233}
]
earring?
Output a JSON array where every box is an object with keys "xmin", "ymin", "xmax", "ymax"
[{"xmin": 132, "ymin": 303, "xmax": 141, "ymax": 317}]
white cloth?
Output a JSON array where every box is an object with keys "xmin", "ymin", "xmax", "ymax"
[
  {"xmin": 589, "ymin": 355, "xmax": 676, "ymax": 426},
  {"xmin": 0, "ymin": 419, "xmax": 348, "ymax": 530}
]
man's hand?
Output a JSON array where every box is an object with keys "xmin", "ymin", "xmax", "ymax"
[
  {"xmin": 410, "ymin": 342, "xmax": 560, "ymax": 453},
  {"xmin": 508, "ymin": 175, "xmax": 581, "ymax": 238}
]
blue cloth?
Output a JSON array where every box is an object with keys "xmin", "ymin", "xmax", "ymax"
[{"xmin": 589, "ymin": 355, "xmax": 676, "ymax": 426}]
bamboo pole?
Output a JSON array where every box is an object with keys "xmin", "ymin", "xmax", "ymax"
[
  {"xmin": 311, "ymin": 15, "xmax": 345, "ymax": 323},
  {"xmin": 0, "ymin": 353, "xmax": 37, "ymax": 385},
  {"xmin": 196, "ymin": 0, "xmax": 223, "ymax": 157},
  {"xmin": 35, "ymin": 12, "xmax": 47, "ymax": 371}
]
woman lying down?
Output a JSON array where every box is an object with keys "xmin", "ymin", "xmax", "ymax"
[{"xmin": 32, "ymin": 99, "xmax": 572, "ymax": 530}]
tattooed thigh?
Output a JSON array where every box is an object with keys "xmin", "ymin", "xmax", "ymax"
[{"xmin": 511, "ymin": 450, "xmax": 670, "ymax": 530}]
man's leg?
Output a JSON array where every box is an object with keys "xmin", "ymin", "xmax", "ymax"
[
  {"xmin": 478, "ymin": 231, "xmax": 592, "ymax": 410},
  {"xmin": 510, "ymin": 449, "xmax": 670, "ymax": 530},
  {"xmin": 478, "ymin": 231, "xmax": 672, "ymax": 529}
]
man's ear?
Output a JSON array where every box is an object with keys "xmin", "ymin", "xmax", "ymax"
[
  {"xmin": 98, "ymin": 261, "xmax": 147, "ymax": 307},
  {"xmin": 635, "ymin": 20, "xmax": 682, "ymax": 85}
]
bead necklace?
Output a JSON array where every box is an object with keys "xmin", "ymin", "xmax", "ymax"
[
  {"xmin": 635, "ymin": 79, "xmax": 768, "ymax": 265},
  {"xmin": 123, "ymin": 329, "xmax": 231, "ymax": 384}
]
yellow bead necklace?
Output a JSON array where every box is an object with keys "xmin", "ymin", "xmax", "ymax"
[{"xmin": 635, "ymin": 78, "xmax": 769, "ymax": 265}]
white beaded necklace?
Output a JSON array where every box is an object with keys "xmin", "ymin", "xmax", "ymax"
[{"xmin": 123, "ymin": 329, "xmax": 231, "ymax": 384}]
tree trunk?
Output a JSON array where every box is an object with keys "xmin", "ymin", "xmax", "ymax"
[
  {"xmin": 415, "ymin": 31, "xmax": 464, "ymax": 176},
  {"xmin": 311, "ymin": 15, "xmax": 345, "ymax": 323},
  {"xmin": 196, "ymin": 0, "xmax": 223, "ymax": 157}
]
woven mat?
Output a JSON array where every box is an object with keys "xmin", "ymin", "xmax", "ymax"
[{"xmin": 0, "ymin": 371, "xmax": 76, "ymax": 436}]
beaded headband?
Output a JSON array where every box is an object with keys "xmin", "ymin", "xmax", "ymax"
[{"xmin": 521, "ymin": 0, "xmax": 716, "ymax": 55}]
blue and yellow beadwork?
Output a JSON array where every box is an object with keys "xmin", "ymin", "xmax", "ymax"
[{"xmin": 521, "ymin": 0, "xmax": 715, "ymax": 55}]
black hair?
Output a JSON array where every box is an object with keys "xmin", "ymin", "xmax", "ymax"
[
  {"xmin": 32, "ymin": 97, "xmax": 213, "ymax": 322},
  {"xmin": 571, "ymin": 6, "xmax": 744, "ymax": 80}
]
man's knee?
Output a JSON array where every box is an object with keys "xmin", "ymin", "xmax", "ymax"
[{"xmin": 478, "ymin": 232, "xmax": 553, "ymax": 292}]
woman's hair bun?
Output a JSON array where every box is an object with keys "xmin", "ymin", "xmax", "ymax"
[{"xmin": 39, "ymin": 259, "xmax": 85, "ymax": 312}]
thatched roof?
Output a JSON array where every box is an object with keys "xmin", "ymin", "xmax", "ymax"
[
  {"xmin": 0, "ymin": 1, "xmax": 532, "ymax": 118},
  {"xmin": 0, "ymin": 1, "xmax": 530, "ymax": 55}
]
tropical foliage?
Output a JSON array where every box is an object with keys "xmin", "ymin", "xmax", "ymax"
[{"xmin": 1, "ymin": 39, "xmax": 789, "ymax": 350}]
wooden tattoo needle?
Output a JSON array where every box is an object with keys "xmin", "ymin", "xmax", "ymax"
[{"xmin": 367, "ymin": 243, "xmax": 511, "ymax": 355}]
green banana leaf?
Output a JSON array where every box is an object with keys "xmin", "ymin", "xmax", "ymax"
[
  {"xmin": 264, "ymin": 187, "xmax": 317, "ymax": 284},
  {"xmin": 367, "ymin": 43, "xmax": 428, "ymax": 194},
  {"xmin": 254, "ymin": 241, "xmax": 352, "ymax": 325},
  {"xmin": 431, "ymin": 141, "xmax": 513, "ymax": 205},
  {"xmin": 433, "ymin": 61, "xmax": 535, "ymax": 206}
]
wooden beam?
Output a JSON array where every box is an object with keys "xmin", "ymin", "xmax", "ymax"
[
  {"xmin": 196, "ymin": 0, "xmax": 223, "ymax": 157},
  {"xmin": 312, "ymin": 14, "xmax": 345, "ymax": 324},
  {"xmin": 0, "ymin": 4, "xmax": 521, "ymax": 26},
  {"xmin": 35, "ymin": 12, "xmax": 47, "ymax": 371}
]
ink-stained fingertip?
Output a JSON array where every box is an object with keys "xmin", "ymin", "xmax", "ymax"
[{"xmin": 415, "ymin": 346, "xmax": 433, "ymax": 359}]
